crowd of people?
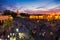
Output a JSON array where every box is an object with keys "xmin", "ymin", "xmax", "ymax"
[
  {"xmin": 13, "ymin": 17, "xmax": 60, "ymax": 40},
  {"xmin": 0, "ymin": 17, "xmax": 60, "ymax": 40}
]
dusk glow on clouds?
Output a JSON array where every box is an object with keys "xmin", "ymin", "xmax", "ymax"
[{"xmin": 0, "ymin": 0, "xmax": 60, "ymax": 12}]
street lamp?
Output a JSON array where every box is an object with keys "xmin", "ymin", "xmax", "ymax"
[{"xmin": 16, "ymin": 28, "xmax": 19, "ymax": 32}]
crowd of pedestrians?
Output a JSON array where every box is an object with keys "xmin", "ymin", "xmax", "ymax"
[{"xmin": 0, "ymin": 17, "xmax": 60, "ymax": 40}]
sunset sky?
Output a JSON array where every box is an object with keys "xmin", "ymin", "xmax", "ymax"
[{"xmin": 0, "ymin": 0, "xmax": 60, "ymax": 13}]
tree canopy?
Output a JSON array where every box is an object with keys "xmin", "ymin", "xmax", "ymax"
[{"xmin": 3, "ymin": 10, "xmax": 17, "ymax": 18}]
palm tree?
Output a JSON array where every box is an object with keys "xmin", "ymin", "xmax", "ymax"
[{"xmin": 3, "ymin": 19, "xmax": 13, "ymax": 29}]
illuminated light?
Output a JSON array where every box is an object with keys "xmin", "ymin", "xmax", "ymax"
[
  {"xmin": 16, "ymin": 28, "xmax": 19, "ymax": 32},
  {"xmin": 33, "ymin": 16, "xmax": 36, "ymax": 19},
  {"xmin": 35, "ymin": 16, "xmax": 38, "ymax": 19},
  {"xmin": 46, "ymin": 15, "xmax": 53, "ymax": 21},
  {"xmin": 29, "ymin": 15, "xmax": 36, "ymax": 19},
  {"xmin": 46, "ymin": 16, "xmax": 50, "ymax": 20},
  {"xmin": 37, "ymin": 20, "xmax": 39, "ymax": 22},
  {"xmin": 29, "ymin": 15, "xmax": 44, "ymax": 19},
  {"xmin": 10, "ymin": 33, "xmax": 12, "ymax": 35},
  {"xmin": 48, "ymin": 16, "xmax": 52, "ymax": 19},
  {"xmin": 10, "ymin": 37, "xmax": 16, "ymax": 40},
  {"xmin": 49, "ymin": 16, "xmax": 52, "ymax": 18},
  {"xmin": 10, "ymin": 17, "xmax": 13, "ymax": 20},
  {"xmin": 55, "ymin": 16, "xmax": 59, "ymax": 19},
  {"xmin": 8, "ymin": 35, "xmax": 10, "ymax": 38},
  {"xmin": 13, "ymin": 33, "xmax": 15, "ymax": 36},
  {"xmin": 59, "ymin": 16, "xmax": 60, "ymax": 19},
  {"xmin": 29, "ymin": 16, "xmax": 33, "ymax": 19},
  {"xmin": 19, "ymin": 33, "xmax": 25, "ymax": 39},
  {"xmin": 39, "ymin": 16, "xmax": 43, "ymax": 19},
  {"xmin": 29, "ymin": 16, "xmax": 32, "ymax": 18},
  {"xmin": 13, "ymin": 37, "xmax": 16, "ymax": 40}
]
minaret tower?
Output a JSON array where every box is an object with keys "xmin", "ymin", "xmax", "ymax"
[{"xmin": 17, "ymin": 9, "xmax": 19, "ymax": 15}]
